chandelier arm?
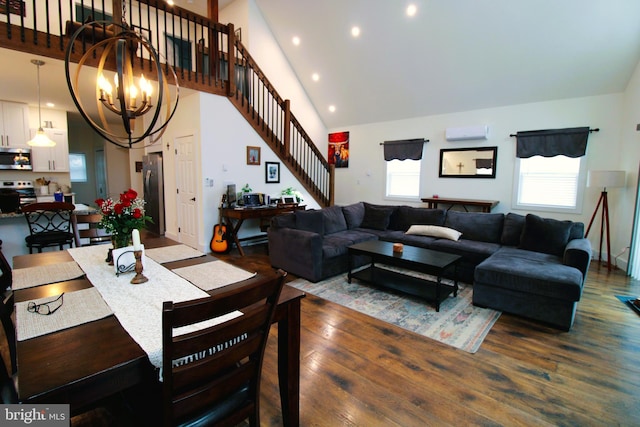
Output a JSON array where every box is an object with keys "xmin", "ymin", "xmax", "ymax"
[{"xmin": 116, "ymin": 39, "xmax": 132, "ymax": 137}]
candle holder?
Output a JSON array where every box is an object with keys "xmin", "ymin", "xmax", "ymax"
[{"xmin": 130, "ymin": 250, "xmax": 149, "ymax": 284}]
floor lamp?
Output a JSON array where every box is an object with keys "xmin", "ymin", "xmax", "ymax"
[{"xmin": 585, "ymin": 170, "xmax": 626, "ymax": 271}]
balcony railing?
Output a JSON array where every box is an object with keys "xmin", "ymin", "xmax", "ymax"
[{"xmin": 0, "ymin": 0, "xmax": 333, "ymax": 206}]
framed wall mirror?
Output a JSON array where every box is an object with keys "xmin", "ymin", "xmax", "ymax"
[{"xmin": 439, "ymin": 146, "xmax": 498, "ymax": 178}]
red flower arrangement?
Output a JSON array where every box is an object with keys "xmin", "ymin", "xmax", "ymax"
[{"xmin": 95, "ymin": 189, "xmax": 151, "ymax": 247}]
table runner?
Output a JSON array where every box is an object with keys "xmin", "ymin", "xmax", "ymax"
[
  {"xmin": 68, "ymin": 245, "xmax": 241, "ymax": 369},
  {"xmin": 145, "ymin": 244, "xmax": 205, "ymax": 264},
  {"xmin": 16, "ymin": 288, "xmax": 113, "ymax": 341},
  {"xmin": 12, "ymin": 261, "xmax": 85, "ymax": 290},
  {"xmin": 172, "ymin": 260, "xmax": 256, "ymax": 291}
]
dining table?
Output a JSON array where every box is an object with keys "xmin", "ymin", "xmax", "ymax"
[{"xmin": 12, "ymin": 236, "xmax": 305, "ymax": 427}]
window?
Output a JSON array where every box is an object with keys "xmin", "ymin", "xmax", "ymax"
[
  {"xmin": 513, "ymin": 155, "xmax": 586, "ymax": 213},
  {"xmin": 69, "ymin": 153, "xmax": 87, "ymax": 183},
  {"xmin": 386, "ymin": 159, "xmax": 421, "ymax": 199}
]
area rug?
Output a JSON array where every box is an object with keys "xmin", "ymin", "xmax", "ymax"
[
  {"xmin": 616, "ymin": 295, "xmax": 640, "ymax": 316},
  {"xmin": 289, "ymin": 267, "xmax": 501, "ymax": 353}
]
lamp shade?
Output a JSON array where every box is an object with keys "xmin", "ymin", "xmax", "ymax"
[{"xmin": 587, "ymin": 170, "xmax": 626, "ymax": 189}]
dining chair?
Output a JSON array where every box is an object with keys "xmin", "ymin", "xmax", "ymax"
[
  {"xmin": 0, "ymin": 239, "xmax": 12, "ymax": 293},
  {"xmin": 72, "ymin": 213, "xmax": 111, "ymax": 247},
  {"xmin": 22, "ymin": 202, "xmax": 76, "ymax": 253},
  {"xmin": 162, "ymin": 270, "xmax": 286, "ymax": 427}
]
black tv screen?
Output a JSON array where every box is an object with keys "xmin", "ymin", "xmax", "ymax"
[{"xmin": 226, "ymin": 184, "xmax": 236, "ymax": 207}]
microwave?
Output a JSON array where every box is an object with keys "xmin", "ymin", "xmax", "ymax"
[{"xmin": 0, "ymin": 147, "xmax": 32, "ymax": 170}]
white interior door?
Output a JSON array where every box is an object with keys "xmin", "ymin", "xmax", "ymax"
[{"xmin": 175, "ymin": 134, "xmax": 198, "ymax": 248}]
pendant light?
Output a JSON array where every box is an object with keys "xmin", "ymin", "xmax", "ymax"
[{"xmin": 27, "ymin": 59, "xmax": 55, "ymax": 148}]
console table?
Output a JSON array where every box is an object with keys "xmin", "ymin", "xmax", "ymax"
[
  {"xmin": 421, "ymin": 197, "xmax": 499, "ymax": 213},
  {"xmin": 221, "ymin": 205, "xmax": 305, "ymax": 256}
]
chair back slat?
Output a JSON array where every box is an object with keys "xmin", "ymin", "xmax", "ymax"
[
  {"xmin": 72, "ymin": 213, "xmax": 111, "ymax": 247},
  {"xmin": 162, "ymin": 270, "xmax": 285, "ymax": 427}
]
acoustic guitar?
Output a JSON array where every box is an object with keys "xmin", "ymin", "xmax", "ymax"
[{"xmin": 210, "ymin": 194, "xmax": 229, "ymax": 253}]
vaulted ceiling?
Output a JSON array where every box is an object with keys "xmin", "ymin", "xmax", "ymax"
[
  {"xmin": 252, "ymin": 0, "xmax": 640, "ymax": 128},
  {"xmin": 1, "ymin": 0, "xmax": 639, "ymax": 132}
]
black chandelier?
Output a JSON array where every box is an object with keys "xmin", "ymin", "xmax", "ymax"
[{"xmin": 64, "ymin": 16, "xmax": 179, "ymax": 148}]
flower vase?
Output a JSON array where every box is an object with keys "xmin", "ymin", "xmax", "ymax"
[{"xmin": 106, "ymin": 234, "xmax": 131, "ymax": 265}]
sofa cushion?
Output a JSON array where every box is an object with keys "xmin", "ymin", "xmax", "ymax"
[
  {"xmin": 519, "ymin": 214, "xmax": 572, "ymax": 257},
  {"xmin": 295, "ymin": 210, "xmax": 324, "ymax": 235},
  {"xmin": 323, "ymin": 205, "xmax": 348, "ymax": 234},
  {"xmin": 391, "ymin": 206, "xmax": 446, "ymax": 231},
  {"xmin": 379, "ymin": 230, "xmax": 437, "ymax": 249},
  {"xmin": 501, "ymin": 212, "xmax": 525, "ymax": 246},
  {"xmin": 342, "ymin": 202, "xmax": 365, "ymax": 229},
  {"xmin": 406, "ymin": 225, "xmax": 461, "ymax": 241},
  {"xmin": 444, "ymin": 211, "xmax": 504, "ymax": 243},
  {"xmin": 430, "ymin": 238, "xmax": 501, "ymax": 265},
  {"xmin": 271, "ymin": 212, "xmax": 296, "ymax": 229},
  {"xmin": 570, "ymin": 222, "xmax": 585, "ymax": 240},
  {"xmin": 475, "ymin": 247, "xmax": 583, "ymax": 301},
  {"xmin": 361, "ymin": 203, "xmax": 395, "ymax": 230}
]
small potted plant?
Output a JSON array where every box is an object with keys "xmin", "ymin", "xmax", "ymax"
[{"xmin": 281, "ymin": 187, "xmax": 304, "ymax": 203}]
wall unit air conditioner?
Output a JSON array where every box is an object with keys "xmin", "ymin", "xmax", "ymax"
[{"xmin": 445, "ymin": 125, "xmax": 489, "ymax": 141}]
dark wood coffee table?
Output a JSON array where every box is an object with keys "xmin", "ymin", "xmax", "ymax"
[{"xmin": 347, "ymin": 240, "xmax": 461, "ymax": 311}]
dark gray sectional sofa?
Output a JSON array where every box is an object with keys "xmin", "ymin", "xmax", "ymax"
[{"xmin": 268, "ymin": 202, "xmax": 592, "ymax": 330}]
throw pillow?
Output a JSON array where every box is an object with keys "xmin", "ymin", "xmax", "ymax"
[
  {"xmin": 295, "ymin": 210, "xmax": 324, "ymax": 235},
  {"xmin": 405, "ymin": 225, "xmax": 462, "ymax": 241},
  {"xmin": 342, "ymin": 202, "xmax": 365, "ymax": 229},
  {"xmin": 322, "ymin": 205, "xmax": 348, "ymax": 234},
  {"xmin": 519, "ymin": 214, "xmax": 573, "ymax": 257},
  {"xmin": 361, "ymin": 204, "xmax": 395, "ymax": 230},
  {"xmin": 501, "ymin": 213, "xmax": 525, "ymax": 246}
]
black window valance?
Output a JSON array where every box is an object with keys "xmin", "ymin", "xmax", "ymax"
[
  {"xmin": 475, "ymin": 158, "xmax": 493, "ymax": 169},
  {"xmin": 382, "ymin": 138, "xmax": 426, "ymax": 161},
  {"xmin": 515, "ymin": 127, "xmax": 590, "ymax": 158}
]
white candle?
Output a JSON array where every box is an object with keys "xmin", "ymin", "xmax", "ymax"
[{"xmin": 132, "ymin": 229, "xmax": 141, "ymax": 251}]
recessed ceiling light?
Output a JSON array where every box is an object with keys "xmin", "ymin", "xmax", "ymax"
[
  {"xmin": 406, "ymin": 4, "xmax": 417, "ymax": 17},
  {"xmin": 351, "ymin": 26, "xmax": 360, "ymax": 38},
  {"xmin": 292, "ymin": 36, "xmax": 301, "ymax": 46},
  {"xmin": 46, "ymin": 102, "xmax": 55, "ymax": 108},
  {"xmin": 312, "ymin": 73, "xmax": 320, "ymax": 82},
  {"xmin": 329, "ymin": 105, "xmax": 336, "ymax": 113}
]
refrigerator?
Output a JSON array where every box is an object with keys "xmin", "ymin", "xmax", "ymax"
[{"xmin": 142, "ymin": 153, "xmax": 166, "ymax": 235}]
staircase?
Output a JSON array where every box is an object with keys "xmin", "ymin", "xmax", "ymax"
[{"xmin": 0, "ymin": 0, "xmax": 334, "ymax": 207}]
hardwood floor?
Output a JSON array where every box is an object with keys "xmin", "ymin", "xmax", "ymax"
[{"xmin": 217, "ymin": 243, "xmax": 640, "ymax": 426}]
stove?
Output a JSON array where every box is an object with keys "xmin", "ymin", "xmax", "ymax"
[{"xmin": 0, "ymin": 180, "xmax": 37, "ymax": 210}]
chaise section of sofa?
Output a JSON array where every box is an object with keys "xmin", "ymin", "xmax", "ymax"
[{"xmin": 473, "ymin": 213, "xmax": 591, "ymax": 330}]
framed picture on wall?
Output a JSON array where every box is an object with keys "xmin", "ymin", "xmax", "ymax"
[
  {"xmin": 265, "ymin": 161, "xmax": 280, "ymax": 183},
  {"xmin": 247, "ymin": 146, "xmax": 260, "ymax": 165}
]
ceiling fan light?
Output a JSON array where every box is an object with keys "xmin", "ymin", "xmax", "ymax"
[{"xmin": 27, "ymin": 128, "xmax": 56, "ymax": 147}]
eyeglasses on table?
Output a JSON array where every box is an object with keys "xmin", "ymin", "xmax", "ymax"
[{"xmin": 27, "ymin": 293, "xmax": 64, "ymax": 315}]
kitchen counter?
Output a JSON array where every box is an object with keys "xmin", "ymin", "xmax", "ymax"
[{"xmin": 0, "ymin": 203, "xmax": 99, "ymax": 266}]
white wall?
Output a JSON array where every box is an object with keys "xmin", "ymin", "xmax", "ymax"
[
  {"xmin": 245, "ymin": 0, "xmax": 327, "ymax": 148},
  {"xmin": 329, "ymin": 93, "xmax": 627, "ymax": 257},
  {"xmin": 617, "ymin": 60, "xmax": 640, "ymax": 268}
]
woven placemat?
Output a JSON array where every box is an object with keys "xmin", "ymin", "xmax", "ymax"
[
  {"xmin": 172, "ymin": 260, "xmax": 256, "ymax": 291},
  {"xmin": 16, "ymin": 287, "xmax": 113, "ymax": 341},
  {"xmin": 145, "ymin": 244, "xmax": 205, "ymax": 264},
  {"xmin": 13, "ymin": 261, "xmax": 85, "ymax": 290}
]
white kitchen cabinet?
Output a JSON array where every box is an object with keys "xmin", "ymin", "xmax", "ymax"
[
  {"xmin": 0, "ymin": 101, "xmax": 29, "ymax": 148},
  {"xmin": 31, "ymin": 128, "xmax": 69, "ymax": 172}
]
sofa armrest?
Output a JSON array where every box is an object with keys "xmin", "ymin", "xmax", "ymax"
[
  {"xmin": 563, "ymin": 238, "xmax": 592, "ymax": 280},
  {"xmin": 268, "ymin": 227, "xmax": 324, "ymax": 281}
]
